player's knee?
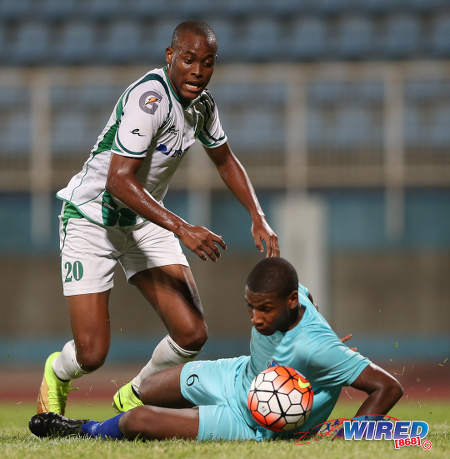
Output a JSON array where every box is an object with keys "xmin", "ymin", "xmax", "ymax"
[
  {"xmin": 173, "ymin": 321, "xmax": 208, "ymax": 351},
  {"xmin": 75, "ymin": 343, "xmax": 108, "ymax": 371}
]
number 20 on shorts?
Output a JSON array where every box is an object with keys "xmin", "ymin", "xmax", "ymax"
[{"xmin": 64, "ymin": 261, "xmax": 84, "ymax": 282}]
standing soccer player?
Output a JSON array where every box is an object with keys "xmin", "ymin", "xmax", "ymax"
[{"xmin": 36, "ymin": 20, "xmax": 279, "ymax": 415}]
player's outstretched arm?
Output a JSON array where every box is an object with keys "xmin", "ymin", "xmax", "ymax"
[
  {"xmin": 106, "ymin": 154, "xmax": 226, "ymax": 261},
  {"xmin": 350, "ymin": 363, "xmax": 403, "ymax": 417},
  {"xmin": 204, "ymin": 142, "xmax": 279, "ymax": 257}
]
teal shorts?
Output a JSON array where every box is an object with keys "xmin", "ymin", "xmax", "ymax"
[{"xmin": 180, "ymin": 358, "xmax": 268, "ymax": 441}]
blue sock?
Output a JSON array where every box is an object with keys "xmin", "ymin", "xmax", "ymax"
[{"xmin": 81, "ymin": 413, "xmax": 125, "ymax": 439}]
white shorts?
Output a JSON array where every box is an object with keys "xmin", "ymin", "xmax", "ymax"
[{"xmin": 59, "ymin": 214, "xmax": 189, "ymax": 296}]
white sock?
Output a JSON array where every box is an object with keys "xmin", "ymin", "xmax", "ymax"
[
  {"xmin": 131, "ymin": 335, "xmax": 199, "ymax": 394},
  {"xmin": 52, "ymin": 340, "xmax": 88, "ymax": 381}
]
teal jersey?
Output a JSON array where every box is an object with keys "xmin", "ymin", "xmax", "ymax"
[{"xmin": 235, "ymin": 283, "xmax": 371, "ymax": 437}]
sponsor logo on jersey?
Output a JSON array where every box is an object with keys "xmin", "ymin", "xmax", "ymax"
[
  {"xmin": 131, "ymin": 128, "xmax": 145, "ymax": 136},
  {"xmin": 139, "ymin": 90, "xmax": 162, "ymax": 115}
]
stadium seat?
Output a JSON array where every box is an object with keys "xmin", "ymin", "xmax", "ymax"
[
  {"xmin": 81, "ymin": 0, "xmax": 123, "ymax": 19},
  {"xmin": 10, "ymin": 21, "xmax": 51, "ymax": 64},
  {"xmin": 100, "ymin": 21, "xmax": 141, "ymax": 63},
  {"xmin": 225, "ymin": 0, "xmax": 260, "ymax": 17},
  {"xmin": 211, "ymin": 82, "xmax": 284, "ymax": 107},
  {"xmin": 3, "ymin": 112, "xmax": 31, "ymax": 154},
  {"xmin": 142, "ymin": 18, "xmax": 184, "ymax": 62},
  {"xmin": 404, "ymin": 80, "xmax": 447, "ymax": 102},
  {"xmin": 51, "ymin": 112, "xmax": 90, "ymax": 154},
  {"xmin": 240, "ymin": 17, "xmax": 284, "ymax": 61},
  {"xmin": 176, "ymin": 0, "xmax": 221, "ymax": 17},
  {"xmin": 307, "ymin": 110, "xmax": 329, "ymax": 148},
  {"xmin": 290, "ymin": 17, "xmax": 327, "ymax": 60},
  {"xmin": 36, "ymin": 0, "xmax": 77, "ymax": 20},
  {"xmin": 430, "ymin": 13, "xmax": 450, "ymax": 57},
  {"xmin": 315, "ymin": 0, "xmax": 360, "ymax": 15},
  {"xmin": 0, "ymin": 86, "xmax": 29, "ymax": 108},
  {"xmin": 382, "ymin": 14, "xmax": 421, "ymax": 58},
  {"xmin": 55, "ymin": 21, "xmax": 96, "ymax": 64},
  {"xmin": 334, "ymin": 16, "xmax": 375, "ymax": 59},
  {"xmin": 260, "ymin": 0, "xmax": 311, "ymax": 17},
  {"xmin": 0, "ymin": 0, "xmax": 32, "ymax": 20},
  {"xmin": 334, "ymin": 106, "xmax": 378, "ymax": 148},
  {"xmin": 404, "ymin": 105, "xmax": 423, "ymax": 148},
  {"xmin": 126, "ymin": 0, "xmax": 168, "ymax": 18},
  {"xmin": 430, "ymin": 105, "xmax": 450, "ymax": 148}
]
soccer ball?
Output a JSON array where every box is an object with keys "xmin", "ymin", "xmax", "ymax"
[{"xmin": 248, "ymin": 365, "xmax": 313, "ymax": 432}]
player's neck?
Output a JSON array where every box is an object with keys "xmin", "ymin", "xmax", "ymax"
[{"xmin": 287, "ymin": 305, "xmax": 304, "ymax": 331}]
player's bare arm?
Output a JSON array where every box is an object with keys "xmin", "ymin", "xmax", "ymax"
[
  {"xmin": 106, "ymin": 153, "xmax": 226, "ymax": 261},
  {"xmin": 350, "ymin": 363, "xmax": 403, "ymax": 417},
  {"xmin": 204, "ymin": 142, "xmax": 279, "ymax": 257}
]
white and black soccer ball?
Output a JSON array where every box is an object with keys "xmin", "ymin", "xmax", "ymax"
[{"xmin": 248, "ymin": 366, "xmax": 313, "ymax": 432}]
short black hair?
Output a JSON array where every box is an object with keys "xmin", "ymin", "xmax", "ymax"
[
  {"xmin": 171, "ymin": 21, "xmax": 217, "ymax": 51},
  {"xmin": 246, "ymin": 257, "xmax": 299, "ymax": 299}
]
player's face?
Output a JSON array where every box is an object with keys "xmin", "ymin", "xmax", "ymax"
[
  {"xmin": 245, "ymin": 287, "xmax": 299, "ymax": 336},
  {"xmin": 165, "ymin": 32, "xmax": 217, "ymax": 102}
]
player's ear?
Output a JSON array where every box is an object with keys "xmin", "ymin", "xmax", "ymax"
[
  {"xmin": 166, "ymin": 47, "xmax": 174, "ymax": 67},
  {"xmin": 287, "ymin": 290, "xmax": 298, "ymax": 309}
]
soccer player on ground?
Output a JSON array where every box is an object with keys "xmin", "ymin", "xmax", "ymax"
[
  {"xmin": 30, "ymin": 257, "xmax": 403, "ymax": 441},
  {"xmin": 36, "ymin": 20, "xmax": 279, "ymax": 416}
]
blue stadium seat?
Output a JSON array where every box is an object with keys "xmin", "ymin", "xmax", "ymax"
[
  {"xmin": 222, "ymin": 111, "xmax": 284, "ymax": 150},
  {"xmin": 100, "ymin": 21, "xmax": 141, "ymax": 63},
  {"xmin": 404, "ymin": 105, "xmax": 423, "ymax": 148},
  {"xmin": 176, "ymin": 0, "xmax": 221, "ymax": 17},
  {"xmin": 290, "ymin": 17, "xmax": 327, "ymax": 60},
  {"xmin": 364, "ymin": 0, "xmax": 410, "ymax": 13},
  {"xmin": 241, "ymin": 17, "xmax": 283, "ymax": 61},
  {"xmin": 430, "ymin": 106, "xmax": 450, "ymax": 148},
  {"xmin": 0, "ymin": 86, "xmax": 29, "ymax": 108},
  {"xmin": 81, "ymin": 0, "xmax": 123, "ymax": 18},
  {"xmin": 10, "ymin": 21, "xmax": 51, "ymax": 64},
  {"xmin": 211, "ymin": 83, "xmax": 284, "ymax": 107},
  {"xmin": 52, "ymin": 112, "xmax": 90, "ymax": 154},
  {"xmin": 404, "ymin": 80, "xmax": 449, "ymax": 102},
  {"xmin": 3, "ymin": 113, "xmax": 31, "ymax": 154},
  {"xmin": 307, "ymin": 110, "xmax": 329, "ymax": 148},
  {"xmin": 334, "ymin": 16, "xmax": 375, "ymax": 59},
  {"xmin": 0, "ymin": 0, "xmax": 32, "ymax": 20},
  {"xmin": 315, "ymin": 0, "xmax": 360, "ymax": 15},
  {"xmin": 411, "ymin": 0, "xmax": 449, "ymax": 11},
  {"xmin": 126, "ymin": 0, "xmax": 168, "ymax": 17},
  {"xmin": 430, "ymin": 13, "xmax": 450, "ymax": 57},
  {"xmin": 334, "ymin": 107, "xmax": 378, "ymax": 148},
  {"xmin": 36, "ymin": 0, "xmax": 77, "ymax": 20},
  {"xmin": 225, "ymin": 0, "xmax": 260, "ymax": 17},
  {"xmin": 55, "ymin": 21, "xmax": 96, "ymax": 63},
  {"xmin": 382, "ymin": 14, "xmax": 421, "ymax": 58},
  {"xmin": 261, "ymin": 0, "xmax": 311, "ymax": 17},
  {"xmin": 142, "ymin": 18, "xmax": 184, "ymax": 62}
]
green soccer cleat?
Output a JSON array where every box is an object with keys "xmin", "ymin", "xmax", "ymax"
[
  {"xmin": 112, "ymin": 381, "xmax": 143, "ymax": 412},
  {"xmin": 37, "ymin": 352, "xmax": 72, "ymax": 415}
]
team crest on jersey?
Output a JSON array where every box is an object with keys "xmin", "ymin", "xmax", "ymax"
[{"xmin": 139, "ymin": 90, "xmax": 162, "ymax": 114}]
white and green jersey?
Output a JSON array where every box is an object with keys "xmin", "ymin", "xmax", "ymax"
[{"xmin": 57, "ymin": 67, "xmax": 227, "ymax": 227}]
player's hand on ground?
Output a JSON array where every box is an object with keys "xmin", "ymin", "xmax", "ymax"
[
  {"xmin": 340, "ymin": 333, "xmax": 358, "ymax": 352},
  {"xmin": 178, "ymin": 224, "xmax": 227, "ymax": 261},
  {"xmin": 251, "ymin": 216, "xmax": 279, "ymax": 257}
]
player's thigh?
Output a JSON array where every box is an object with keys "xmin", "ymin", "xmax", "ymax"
[
  {"xmin": 120, "ymin": 220, "xmax": 190, "ymax": 285},
  {"xmin": 60, "ymin": 217, "xmax": 121, "ymax": 296},
  {"xmin": 198, "ymin": 405, "xmax": 263, "ymax": 441},
  {"xmin": 180, "ymin": 358, "xmax": 246, "ymax": 407}
]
